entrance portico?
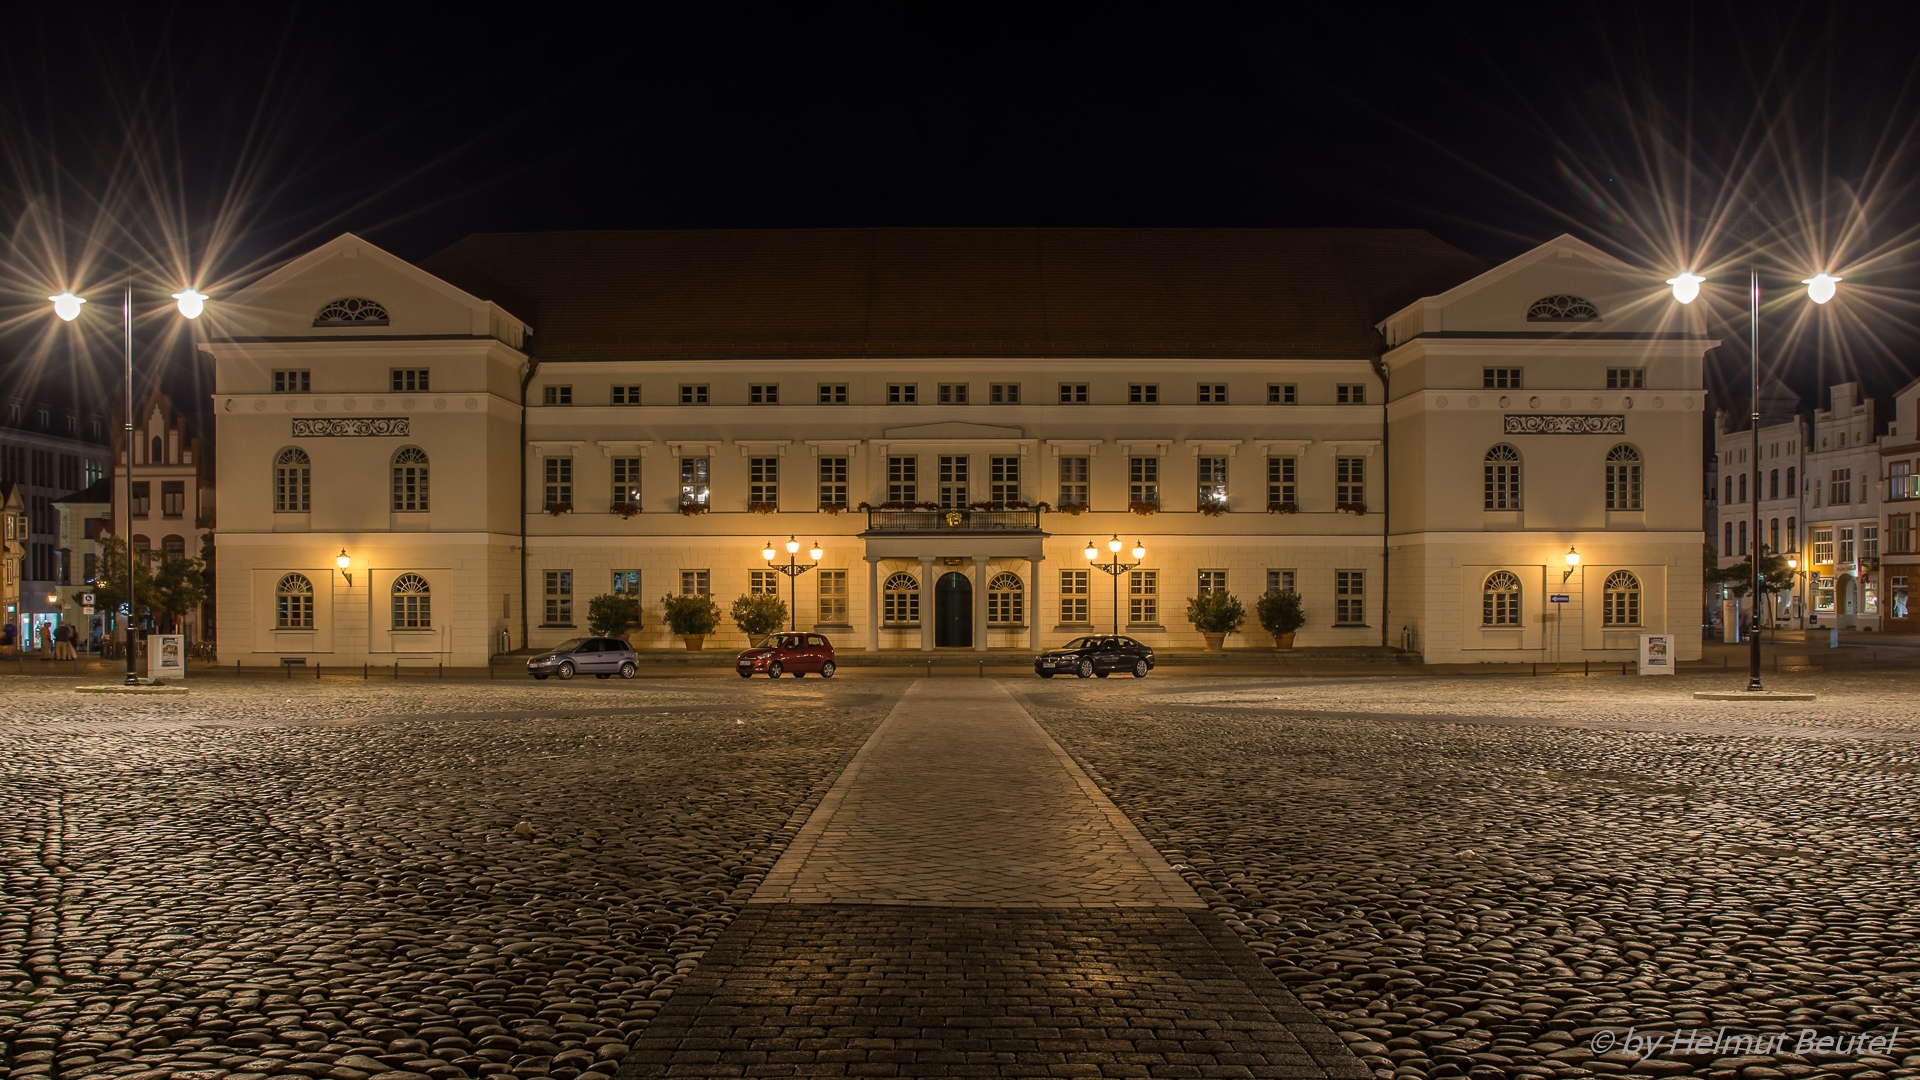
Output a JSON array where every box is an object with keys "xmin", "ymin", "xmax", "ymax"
[{"xmin": 861, "ymin": 509, "xmax": 1047, "ymax": 653}]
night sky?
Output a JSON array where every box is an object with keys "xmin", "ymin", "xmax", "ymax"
[{"xmin": 3, "ymin": 3, "xmax": 1917, "ymax": 413}]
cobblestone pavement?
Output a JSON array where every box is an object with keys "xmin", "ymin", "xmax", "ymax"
[
  {"xmin": 1015, "ymin": 672, "xmax": 1920, "ymax": 1080},
  {"xmin": 0, "ymin": 677, "xmax": 894, "ymax": 1080}
]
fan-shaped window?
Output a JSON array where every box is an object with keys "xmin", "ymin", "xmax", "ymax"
[
  {"xmin": 1606, "ymin": 444, "xmax": 1643, "ymax": 510},
  {"xmin": 883, "ymin": 572, "xmax": 920, "ymax": 625},
  {"xmin": 314, "ymin": 298, "xmax": 390, "ymax": 326},
  {"xmin": 1484, "ymin": 444, "xmax": 1522, "ymax": 510},
  {"xmin": 276, "ymin": 573, "xmax": 314, "ymax": 629},
  {"xmin": 274, "ymin": 448, "xmax": 310, "ymax": 513},
  {"xmin": 987, "ymin": 572, "xmax": 1025, "ymax": 625},
  {"xmin": 162, "ymin": 535, "xmax": 186, "ymax": 559},
  {"xmin": 1526, "ymin": 295, "xmax": 1601, "ymax": 321},
  {"xmin": 391, "ymin": 573, "xmax": 431, "ymax": 629},
  {"xmin": 392, "ymin": 446, "xmax": 429, "ymax": 512},
  {"xmin": 1603, "ymin": 570, "xmax": 1641, "ymax": 626},
  {"xmin": 1483, "ymin": 571, "xmax": 1522, "ymax": 626}
]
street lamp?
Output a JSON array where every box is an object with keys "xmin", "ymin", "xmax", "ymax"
[
  {"xmin": 336, "ymin": 549, "xmax": 354, "ymax": 586},
  {"xmin": 1671, "ymin": 264, "xmax": 1837, "ymax": 692},
  {"xmin": 1562, "ymin": 546, "xmax": 1581, "ymax": 582},
  {"xmin": 49, "ymin": 280, "xmax": 207, "ymax": 684},
  {"xmin": 761, "ymin": 536, "xmax": 821, "ymax": 632},
  {"xmin": 1085, "ymin": 534, "xmax": 1145, "ymax": 635}
]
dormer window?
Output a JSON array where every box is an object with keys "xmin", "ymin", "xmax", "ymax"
[
  {"xmin": 314, "ymin": 298, "xmax": 390, "ymax": 326},
  {"xmin": 1526, "ymin": 295, "xmax": 1601, "ymax": 321}
]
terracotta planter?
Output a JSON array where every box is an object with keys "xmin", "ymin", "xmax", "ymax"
[
  {"xmin": 1203, "ymin": 632, "xmax": 1227, "ymax": 652},
  {"xmin": 682, "ymin": 634, "xmax": 705, "ymax": 652},
  {"xmin": 1273, "ymin": 632, "xmax": 1296, "ymax": 651}
]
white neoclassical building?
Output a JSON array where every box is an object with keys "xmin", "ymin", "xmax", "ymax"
[{"xmin": 206, "ymin": 229, "xmax": 1712, "ymax": 667}]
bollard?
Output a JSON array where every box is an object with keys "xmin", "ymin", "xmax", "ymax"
[
  {"xmin": 926, "ymin": 660, "xmax": 932, "ymax": 679},
  {"xmin": 316, "ymin": 663, "xmax": 321, "ymax": 679},
  {"xmin": 1584, "ymin": 659, "xmax": 1589, "ymax": 676},
  {"xmin": 393, "ymin": 663, "xmax": 398, "ymax": 680},
  {"xmin": 978, "ymin": 660, "xmax": 984, "ymax": 678},
  {"xmin": 286, "ymin": 662, "xmax": 292, "ymax": 679},
  {"xmin": 1532, "ymin": 663, "xmax": 1537, "ymax": 676},
  {"xmin": 236, "ymin": 659, "xmax": 241, "ymax": 679},
  {"xmin": 362, "ymin": 662, "xmax": 368, "ymax": 680},
  {"xmin": 439, "ymin": 663, "xmax": 443, "ymax": 680}
]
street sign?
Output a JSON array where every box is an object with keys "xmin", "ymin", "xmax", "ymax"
[
  {"xmin": 1549, "ymin": 594, "xmax": 1570, "ymax": 603},
  {"xmin": 82, "ymin": 605, "xmax": 94, "ymax": 616},
  {"xmin": 81, "ymin": 593, "xmax": 94, "ymax": 604}
]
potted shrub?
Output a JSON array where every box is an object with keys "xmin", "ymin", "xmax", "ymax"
[
  {"xmin": 587, "ymin": 593, "xmax": 642, "ymax": 643},
  {"xmin": 1185, "ymin": 590, "xmax": 1246, "ymax": 652},
  {"xmin": 1256, "ymin": 590, "xmax": 1306, "ymax": 650},
  {"xmin": 660, "ymin": 593, "xmax": 721, "ymax": 650},
  {"xmin": 730, "ymin": 592, "xmax": 789, "ymax": 640}
]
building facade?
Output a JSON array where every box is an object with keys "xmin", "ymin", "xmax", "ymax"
[
  {"xmin": 0, "ymin": 385, "xmax": 110, "ymax": 649},
  {"xmin": 102, "ymin": 394, "xmax": 217, "ymax": 639},
  {"xmin": 208, "ymin": 230, "xmax": 1713, "ymax": 667},
  {"xmin": 1877, "ymin": 379, "xmax": 1920, "ymax": 632}
]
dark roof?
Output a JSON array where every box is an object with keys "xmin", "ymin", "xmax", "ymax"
[
  {"xmin": 420, "ymin": 228, "xmax": 1489, "ymax": 361},
  {"xmin": 53, "ymin": 477, "xmax": 115, "ymax": 504}
]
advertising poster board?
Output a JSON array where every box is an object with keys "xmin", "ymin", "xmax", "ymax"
[
  {"xmin": 148, "ymin": 634, "xmax": 187, "ymax": 680},
  {"xmin": 1638, "ymin": 634, "xmax": 1673, "ymax": 676}
]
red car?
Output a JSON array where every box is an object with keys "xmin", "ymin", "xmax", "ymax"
[{"xmin": 736, "ymin": 633, "xmax": 837, "ymax": 678}]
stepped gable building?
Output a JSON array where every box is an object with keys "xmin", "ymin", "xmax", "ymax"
[{"xmin": 206, "ymin": 228, "xmax": 1713, "ymax": 668}]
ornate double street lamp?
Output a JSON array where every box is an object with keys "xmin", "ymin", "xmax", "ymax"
[
  {"xmin": 1084, "ymin": 534, "xmax": 1145, "ymax": 636},
  {"xmin": 761, "ymin": 536, "xmax": 821, "ymax": 632},
  {"xmin": 1670, "ymin": 265, "xmax": 1838, "ymax": 691},
  {"xmin": 48, "ymin": 283, "xmax": 208, "ymax": 684}
]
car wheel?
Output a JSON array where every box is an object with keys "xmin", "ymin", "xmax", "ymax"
[
  {"xmin": 1077, "ymin": 660, "xmax": 1094, "ymax": 678},
  {"xmin": 1133, "ymin": 659, "xmax": 1148, "ymax": 678},
  {"xmin": 556, "ymin": 661, "xmax": 575, "ymax": 681},
  {"xmin": 820, "ymin": 661, "xmax": 836, "ymax": 679},
  {"xmin": 768, "ymin": 661, "xmax": 783, "ymax": 679},
  {"xmin": 532, "ymin": 674, "xmax": 548, "ymax": 680},
  {"xmin": 619, "ymin": 661, "xmax": 637, "ymax": 679}
]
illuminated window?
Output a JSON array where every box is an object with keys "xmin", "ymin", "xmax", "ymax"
[
  {"xmin": 276, "ymin": 573, "xmax": 314, "ymax": 629},
  {"xmin": 273, "ymin": 448, "xmax": 310, "ymax": 513},
  {"xmin": 884, "ymin": 572, "xmax": 920, "ymax": 624},
  {"xmin": 1060, "ymin": 570, "xmax": 1089, "ymax": 623},
  {"xmin": 1483, "ymin": 571, "xmax": 1521, "ymax": 625},
  {"xmin": 391, "ymin": 574, "xmax": 431, "ymax": 629},
  {"xmin": 1526, "ymin": 295, "xmax": 1601, "ymax": 320},
  {"xmin": 392, "ymin": 447, "xmax": 429, "ymax": 512},
  {"xmin": 1606, "ymin": 445, "xmax": 1642, "ymax": 510},
  {"xmin": 1484, "ymin": 445, "xmax": 1521, "ymax": 510},
  {"xmin": 987, "ymin": 572, "xmax": 1024, "ymax": 624},
  {"xmin": 1603, "ymin": 570, "xmax": 1641, "ymax": 626},
  {"xmin": 314, "ymin": 298, "xmax": 389, "ymax": 325}
]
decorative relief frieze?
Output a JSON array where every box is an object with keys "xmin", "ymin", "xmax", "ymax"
[
  {"xmin": 1503, "ymin": 414, "xmax": 1625, "ymax": 435},
  {"xmin": 291, "ymin": 417, "xmax": 411, "ymax": 437}
]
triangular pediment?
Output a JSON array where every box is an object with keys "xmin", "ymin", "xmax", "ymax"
[{"xmin": 881, "ymin": 421, "xmax": 1026, "ymax": 440}]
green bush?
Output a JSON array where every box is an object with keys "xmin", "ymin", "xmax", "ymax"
[
  {"xmin": 1185, "ymin": 591, "xmax": 1246, "ymax": 634},
  {"xmin": 730, "ymin": 592, "xmax": 789, "ymax": 638},
  {"xmin": 660, "ymin": 593, "xmax": 722, "ymax": 636},
  {"xmin": 587, "ymin": 593, "xmax": 641, "ymax": 637},
  {"xmin": 1256, "ymin": 590, "xmax": 1306, "ymax": 636}
]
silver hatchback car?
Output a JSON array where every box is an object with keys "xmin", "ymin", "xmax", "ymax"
[{"xmin": 527, "ymin": 637, "xmax": 639, "ymax": 680}]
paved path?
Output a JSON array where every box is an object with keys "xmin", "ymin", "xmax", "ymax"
[{"xmin": 622, "ymin": 681, "xmax": 1365, "ymax": 1078}]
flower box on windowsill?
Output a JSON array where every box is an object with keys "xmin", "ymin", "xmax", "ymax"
[
  {"xmin": 1054, "ymin": 503, "xmax": 1089, "ymax": 515},
  {"xmin": 544, "ymin": 501, "xmax": 573, "ymax": 517},
  {"xmin": 1336, "ymin": 502, "xmax": 1369, "ymax": 516},
  {"xmin": 1128, "ymin": 501, "xmax": 1160, "ymax": 516},
  {"xmin": 747, "ymin": 502, "xmax": 778, "ymax": 515},
  {"xmin": 678, "ymin": 504, "xmax": 710, "ymax": 517},
  {"xmin": 968, "ymin": 500, "xmax": 1031, "ymax": 511},
  {"xmin": 819, "ymin": 504, "xmax": 850, "ymax": 515},
  {"xmin": 1198, "ymin": 502, "xmax": 1228, "ymax": 517},
  {"xmin": 1267, "ymin": 501, "xmax": 1299, "ymax": 514},
  {"xmin": 610, "ymin": 503, "xmax": 642, "ymax": 519}
]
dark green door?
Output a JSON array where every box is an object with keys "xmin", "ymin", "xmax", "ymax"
[{"xmin": 935, "ymin": 572, "xmax": 972, "ymax": 647}]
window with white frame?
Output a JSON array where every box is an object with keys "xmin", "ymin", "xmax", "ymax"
[
  {"xmin": 1266, "ymin": 569, "xmax": 1296, "ymax": 596},
  {"xmin": 391, "ymin": 573, "xmax": 431, "ymax": 629},
  {"xmin": 990, "ymin": 383, "xmax": 1020, "ymax": 404},
  {"xmin": 989, "ymin": 457, "xmax": 1020, "ymax": 504},
  {"xmin": 1197, "ymin": 457, "xmax": 1227, "ymax": 508},
  {"xmin": 1197, "ymin": 383, "xmax": 1227, "ymax": 403},
  {"xmin": 818, "ymin": 383, "xmax": 848, "ymax": 404},
  {"xmin": 749, "ymin": 570, "xmax": 779, "ymax": 595},
  {"xmin": 748, "ymin": 458, "xmax": 779, "ymax": 506},
  {"xmin": 274, "ymin": 448, "xmax": 311, "ymax": 513},
  {"xmin": 1267, "ymin": 457, "xmax": 1295, "ymax": 507},
  {"xmin": 1197, "ymin": 569, "xmax": 1226, "ymax": 595},
  {"xmin": 818, "ymin": 570, "xmax": 849, "ymax": 624},
  {"xmin": 887, "ymin": 383, "xmax": 917, "ymax": 404},
  {"xmin": 1059, "ymin": 383, "xmax": 1088, "ymax": 404},
  {"xmin": 938, "ymin": 456, "xmax": 969, "ymax": 507},
  {"xmin": 1482, "ymin": 571, "xmax": 1521, "ymax": 625},
  {"xmin": 818, "ymin": 457, "xmax": 848, "ymax": 507},
  {"xmin": 748, "ymin": 384, "xmax": 779, "ymax": 404},
  {"xmin": 1606, "ymin": 367, "xmax": 1645, "ymax": 389},
  {"xmin": 987, "ymin": 572, "xmax": 1024, "ymax": 624},
  {"xmin": 542, "ymin": 384, "xmax": 571, "ymax": 405},
  {"xmin": 1484, "ymin": 445, "xmax": 1521, "ymax": 510},
  {"xmin": 544, "ymin": 570, "xmax": 573, "ymax": 625},
  {"xmin": 544, "ymin": 457, "xmax": 572, "ymax": 507},
  {"xmin": 1831, "ymin": 468, "xmax": 1852, "ymax": 505},
  {"xmin": 612, "ymin": 458, "xmax": 641, "ymax": 509},
  {"xmin": 1335, "ymin": 570, "xmax": 1366, "ymax": 624},
  {"xmin": 1058, "ymin": 457, "xmax": 1088, "ymax": 507},
  {"xmin": 1482, "ymin": 368, "xmax": 1522, "ymax": 389},
  {"xmin": 680, "ymin": 384, "xmax": 709, "ymax": 404},
  {"xmin": 1863, "ymin": 525, "xmax": 1879, "ymax": 562},
  {"xmin": 1268, "ymin": 383, "xmax": 1296, "ymax": 405},
  {"xmin": 680, "ymin": 570, "xmax": 710, "ymax": 595},
  {"xmin": 937, "ymin": 383, "xmax": 969, "ymax": 404},
  {"xmin": 1839, "ymin": 527, "xmax": 1855, "ymax": 565},
  {"xmin": 1060, "ymin": 569, "xmax": 1089, "ymax": 623},
  {"xmin": 1336, "ymin": 383, "xmax": 1366, "ymax": 404},
  {"xmin": 392, "ymin": 447, "xmax": 430, "ymax": 512},
  {"xmin": 276, "ymin": 573, "xmax": 315, "ymax": 629},
  {"xmin": 1128, "ymin": 570, "xmax": 1158, "ymax": 625},
  {"xmin": 884, "ymin": 572, "xmax": 920, "ymax": 624},
  {"xmin": 392, "ymin": 369, "xmax": 430, "ymax": 392},
  {"xmin": 1130, "ymin": 384, "xmax": 1158, "ymax": 404},
  {"xmin": 1335, "ymin": 457, "xmax": 1365, "ymax": 505},
  {"xmin": 1129, "ymin": 457, "xmax": 1159, "ymax": 507},
  {"xmin": 612, "ymin": 570, "xmax": 641, "ymax": 595},
  {"xmin": 272, "ymin": 370, "xmax": 310, "ymax": 393},
  {"xmin": 888, "ymin": 456, "xmax": 917, "ymax": 502},
  {"xmin": 679, "ymin": 458, "xmax": 710, "ymax": 508},
  {"xmin": 612, "ymin": 385, "xmax": 641, "ymax": 405},
  {"xmin": 1602, "ymin": 570, "xmax": 1641, "ymax": 626}
]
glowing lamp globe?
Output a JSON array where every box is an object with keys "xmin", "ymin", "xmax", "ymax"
[
  {"xmin": 1803, "ymin": 273, "xmax": 1841, "ymax": 305},
  {"xmin": 336, "ymin": 550, "xmax": 351, "ymax": 571},
  {"xmin": 1108, "ymin": 537, "xmax": 1122, "ymax": 553},
  {"xmin": 808, "ymin": 544, "xmax": 823, "ymax": 561},
  {"xmin": 1788, "ymin": 556, "xmax": 1798, "ymax": 570},
  {"xmin": 785, "ymin": 538, "xmax": 799, "ymax": 555},
  {"xmin": 1666, "ymin": 272, "xmax": 1703, "ymax": 305},
  {"xmin": 172, "ymin": 288, "xmax": 208, "ymax": 319},
  {"xmin": 1565, "ymin": 547, "xmax": 1581, "ymax": 568},
  {"xmin": 1084, "ymin": 542, "xmax": 1098, "ymax": 561},
  {"xmin": 762, "ymin": 543, "xmax": 776, "ymax": 561},
  {"xmin": 1132, "ymin": 543, "xmax": 1145, "ymax": 559},
  {"xmin": 49, "ymin": 292, "xmax": 86, "ymax": 321}
]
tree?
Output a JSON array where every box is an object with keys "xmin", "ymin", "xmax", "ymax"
[
  {"xmin": 1716, "ymin": 547, "xmax": 1795, "ymax": 600},
  {"xmin": 659, "ymin": 593, "xmax": 722, "ymax": 636},
  {"xmin": 587, "ymin": 593, "xmax": 641, "ymax": 637},
  {"xmin": 87, "ymin": 537, "xmax": 157, "ymax": 625},
  {"xmin": 1185, "ymin": 590, "xmax": 1246, "ymax": 634},
  {"xmin": 150, "ymin": 554, "xmax": 208, "ymax": 632},
  {"xmin": 1255, "ymin": 590, "xmax": 1306, "ymax": 637},
  {"xmin": 730, "ymin": 592, "xmax": 789, "ymax": 638}
]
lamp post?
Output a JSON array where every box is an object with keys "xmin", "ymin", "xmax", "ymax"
[
  {"xmin": 1787, "ymin": 554, "xmax": 1806, "ymax": 631},
  {"xmin": 50, "ymin": 283, "xmax": 207, "ymax": 684},
  {"xmin": 1671, "ymin": 265, "xmax": 1837, "ymax": 691},
  {"xmin": 1085, "ymin": 534, "xmax": 1145, "ymax": 635},
  {"xmin": 762, "ymin": 536, "xmax": 821, "ymax": 631}
]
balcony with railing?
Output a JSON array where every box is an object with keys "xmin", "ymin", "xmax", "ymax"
[{"xmin": 862, "ymin": 507, "xmax": 1043, "ymax": 534}]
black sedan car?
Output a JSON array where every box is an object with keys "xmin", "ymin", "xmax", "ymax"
[{"xmin": 1034, "ymin": 635, "xmax": 1155, "ymax": 678}]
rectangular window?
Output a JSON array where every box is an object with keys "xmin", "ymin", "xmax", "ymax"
[
  {"xmin": 542, "ymin": 384, "xmax": 571, "ymax": 406},
  {"xmin": 681, "ymin": 570, "xmax": 710, "ymax": 595},
  {"xmin": 1197, "ymin": 383, "xmax": 1228, "ymax": 403},
  {"xmin": 937, "ymin": 383, "xmax": 969, "ymax": 404},
  {"xmin": 887, "ymin": 456, "xmax": 917, "ymax": 503},
  {"xmin": 680, "ymin": 384, "xmax": 709, "ymax": 404},
  {"xmin": 1130, "ymin": 384, "xmax": 1159, "ymax": 404},
  {"xmin": 1267, "ymin": 457, "xmax": 1296, "ymax": 507},
  {"xmin": 989, "ymin": 383, "xmax": 1021, "ymax": 404},
  {"xmin": 749, "ymin": 570, "xmax": 779, "ymax": 595},
  {"xmin": 611, "ymin": 385, "xmax": 641, "ymax": 405},
  {"xmin": 679, "ymin": 458, "xmax": 710, "ymax": 508},
  {"xmin": 1128, "ymin": 570, "xmax": 1158, "ymax": 625},
  {"xmin": 272, "ymin": 370, "xmax": 310, "ymax": 393},
  {"xmin": 1831, "ymin": 468, "xmax": 1852, "ymax": 505},
  {"xmin": 612, "ymin": 570, "xmax": 642, "ymax": 595},
  {"xmin": 1266, "ymin": 569, "xmax": 1297, "ymax": 596},
  {"xmin": 1060, "ymin": 569, "xmax": 1089, "ymax": 623},
  {"xmin": 1892, "ymin": 514, "xmax": 1912, "ymax": 555},
  {"xmin": 748, "ymin": 384, "xmax": 779, "ymax": 405},
  {"xmin": 1336, "ymin": 383, "xmax": 1366, "ymax": 404},
  {"xmin": 938, "ymin": 455, "xmax": 969, "ymax": 507},
  {"xmin": 130, "ymin": 481, "xmax": 151, "ymax": 517},
  {"xmin": 1129, "ymin": 456, "xmax": 1159, "ymax": 507},
  {"xmin": 1268, "ymin": 383, "xmax": 1297, "ymax": 405},
  {"xmin": 392, "ymin": 369, "xmax": 430, "ymax": 392},
  {"xmin": 1863, "ymin": 525, "xmax": 1879, "ymax": 562},
  {"xmin": 989, "ymin": 456, "xmax": 1020, "ymax": 504},
  {"xmin": 1482, "ymin": 368, "xmax": 1522, "ymax": 389},
  {"xmin": 1839, "ymin": 527, "xmax": 1855, "ymax": 565},
  {"xmin": 1335, "ymin": 457, "xmax": 1365, "ymax": 505},
  {"xmin": 1607, "ymin": 368, "xmax": 1646, "ymax": 389},
  {"xmin": 1813, "ymin": 527, "xmax": 1834, "ymax": 565},
  {"xmin": 1197, "ymin": 457, "xmax": 1227, "ymax": 508},
  {"xmin": 818, "ymin": 383, "xmax": 849, "ymax": 405},
  {"xmin": 748, "ymin": 457, "xmax": 779, "ymax": 506},
  {"xmin": 1197, "ymin": 569, "xmax": 1227, "ymax": 595},
  {"xmin": 543, "ymin": 570, "xmax": 573, "ymax": 626},
  {"xmin": 1058, "ymin": 457, "xmax": 1088, "ymax": 507},
  {"xmin": 543, "ymin": 457, "xmax": 572, "ymax": 507},
  {"xmin": 161, "ymin": 481, "xmax": 185, "ymax": 518},
  {"xmin": 1893, "ymin": 462, "xmax": 1913, "ymax": 500},
  {"xmin": 1058, "ymin": 383, "xmax": 1089, "ymax": 404},
  {"xmin": 818, "ymin": 456, "xmax": 848, "ymax": 508},
  {"xmin": 887, "ymin": 383, "xmax": 918, "ymax": 404},
  {"xmin": 1335, "ymin": 570, "xmax": 1366, "ymax": 625},
  {"xmin": 818, "ymin": 570, "xmax": 849, "ymax": 624},
  {"xmin": 83, "ymin": 459, "xmax": 103, "ymax": 486},
  {"xmin": 611, "ymin": 457, "xmax": 642, "ymax": 509}
]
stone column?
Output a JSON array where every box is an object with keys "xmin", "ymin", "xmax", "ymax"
[
  {"xmin": 973, "ymin": 555, "xmax": 990, "ymax": 652},
  {"xmin": 918, "ymin": 555, "xmax": 936, "ymax": 651},
  {"xmin": 1028, "ymin": 554, "xmax": 1043, "ymax": 652},
  {"xmin": 865, "ymin": 557, "xmax": 880, "ymax": 653}
]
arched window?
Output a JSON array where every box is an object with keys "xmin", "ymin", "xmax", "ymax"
[
  {"xmin": 392, "ymin": 447, "xmax": 430, "ymax": 512},
  {"xmin": 132, "ymin": 535, "xmax": 151, "ymax": 561},
  {"xmin": 1526, "ymin": 295, "xmax": 1601, "ymax": 321},
  {"xmin": 1603, "ymin": 570, "xmax": 1641, "ymax": 626},
  {"xmin": 277, "ymin": 573, "xmax": 314, "ymax": 629},
  {"xmin": 150, "ymin": 436, "xmax": 164, "ymax": 464},
  {"xmin": 1482, "ymin": 571, "xmax": 1521, "ymax": 626},
  {"xmin": 391, "ymin": 573, "xmax": 431, "ymax": 629},
  {"xmin": 883, "ymin": 572, "xmax": 920, "ymax": 625},
  {"xmin": 314, "ymin": 298, "xmax": 390, "ymax": 326},
  {"xmin": 274, "ymin": 448, "xmax": 311, "ymax": 513},
  {"xmin": 162, "ymin": 535, "xmax": 185, "ymax": 559},
  {"xmin": 1483, "ymin": 445, "xmax": 1521, "ymax": 510},
  {"xmin": 987, "ymin": 572, "xmax": 1025, "ymax": 624},
  {"xmin": 1606, "ymin": 445, "xmax": 1642, "ymax": 511}
]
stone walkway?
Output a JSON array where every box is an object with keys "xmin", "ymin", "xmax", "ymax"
[{"xmin": 621, "ymin": 681, "xmax": 1366, "ymax": 1078}]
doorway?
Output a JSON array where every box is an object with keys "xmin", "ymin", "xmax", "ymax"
[{"xmin": 935, "ymin": 572, "xmax": 972, "ymax": 647}]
